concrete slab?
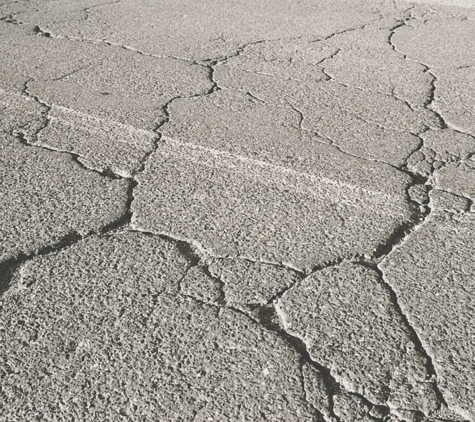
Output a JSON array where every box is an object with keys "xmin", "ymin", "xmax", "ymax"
[{"xmin": 132, "ymin": 138, "xmax": 414, "ymax": 273}]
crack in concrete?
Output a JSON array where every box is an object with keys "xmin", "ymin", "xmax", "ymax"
[
  {"xmin": 4, "ymin": 84, "xmax": 440, "ymax": 419},
  {"xmin": 271, "ymin": 258, "xmax": 448, "ymax": 421},
  {"xmin": 310, "ymin": 24, "xmax": 368, "ymax": 44},
  {"xmin": 370, "ymin": 263, "xmax": 449, "ymax": 412},
  {"xmin": 315, "ymin": 48, "xmax": 342, "ymax": 82},
  {"xmin": 24, "ymin": 18, "xmax": 264, "ymax": 79},
  {"xmin": 299, "ymin": 363, "xmax": 329, "ymax": 422},
  {"xmin": 388, "ymin": 16, "xmax": 475, "ymax": 143},
  {"xmin": 311, "ymin": 126, "xmax": 413, "ymax": 173},
  {"xmin": 235, "ymin": 301, "xmax": 343, "ymax": 421},
  {"xmin": 13, "ymin": 80, "xmax": 141, "ymax": 179},
  {"xmin": 272, "ymin": 298, "xmax": 395, "ymax": 421}
]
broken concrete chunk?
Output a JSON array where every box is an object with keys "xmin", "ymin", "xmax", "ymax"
[
  {"xmin": 206, "ymin": 257, "xmax": 300, "ymax": 307},
  {"xmin": 132, "ymin": 139, "xmax": 414, "ymax": 272},
  {"xmin": 406, "ymin": 148, "xmax": 435, "ymax": 178},
  {"xmin": 0, "ymin": 133, "xmax": 129, "ymax": 264},
  {"xmin": 380, "ymin": 211, "xmax": 475, "ymax": 420},
  {"xmin": 432, "ymin": 68, "xmax": 475, "ymax": 138},
  {"xmin": 276, "ymin": 262, "xmax": 439, "ymax": 410},
  {"xmin": 389, "ymin": 408, "xmax": 423, "ymax": 422},
  {"xmin": 434, "ymin": 162, "xmax": 475, "ymax": 201},
  {"xmin": 429, "ymin": 189, "xmax": 471, "ymax": 212},
  {"xmin": 37, "ymin": 105, "xmax": 157, "ymax": 177},
  {"xmin": 0, "ymin": 232, "xmax": 315, "ymax": 420},
  {"xmin": 408, "ymin": 184, "xmax": 429, "ymax": 205},
  {"xmin": 425, "ymin": 405, "xmax": 473, "ymax": 422}
]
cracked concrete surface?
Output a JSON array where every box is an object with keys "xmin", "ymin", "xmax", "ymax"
[{"xmin": 1, "ymin": 0, "xmax": 474, "ymax": 420}]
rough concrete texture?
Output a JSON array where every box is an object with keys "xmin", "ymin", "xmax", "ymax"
[
  {"xmin": 0, "ymin": 20, "xmax": 213, "ymax": 129},
  {"xmin": 37, "ymin": 105, "xmax": 158, "ymax": 177},
  {"xmin": 0, "ymin": 132, "xmax": 129, "ymax": 264},
  {"xmin": 206, "ymin": 257, "xmax": 301, "ymax": 307},
  {"xmin": 0, "ymin": 232, "xmax": 315, "ymax": 420},
  {"xmin": 276, "ymin": 263, "xmax": 439, "ymax": 413},
  {"xmin": 381, "ymin": 211, "xmax": 475, "ymax": 421},
  {"xmin": 131, "ymin": 138, "xmax": 413, "ymax": 272},
  {"xmin": 1, "ymin": 0, "xmax": 475, "ymax": 420},
  {"xmin": 0, "ymin": 89, "xmax": 46, "ymax": 136}
]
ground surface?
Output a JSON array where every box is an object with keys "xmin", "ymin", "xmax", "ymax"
[{"xmin": 0, "ymin": 0, "xmax": 474, "ymax": 421}]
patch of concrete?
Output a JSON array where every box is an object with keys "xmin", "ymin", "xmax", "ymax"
[
  {"xmin": 3, "ymin": 0, "xmax": 401, "ymax": 61},
  {"xmin": 0, "ymin": 20, "xmax": 213, "ymax": 130},
  {"xmin": 132, "ymin": 139, "xmax": 414, "ymax": 272},
  {"xmin": 404, "ymin": 0, "xmax": 475, "ymax": 8},
  {"xmin": 0, "ymin": 133, "xmax": 129, "ymax": 264},
  {"xmin": 37, "ymin": 105, "xmax": 158, "ymax": 177},
  {"xmin": 206, "ymin": 257, "xmax": 301, "ymax": 307}
]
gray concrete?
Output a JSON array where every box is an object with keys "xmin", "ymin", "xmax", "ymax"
[
  {"xmin": 381, "ymin": 211, "xmax": 475, "ymax": 421},
  {"xmin": 1, "ymin": 0, "xmax": 475, "ymax": 421}
]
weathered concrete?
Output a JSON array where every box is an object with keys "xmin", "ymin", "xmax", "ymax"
[
  {"xmin": 132, "ymin": 138, "xmax": 414, "ymax": 273},
  {"xmin": 1, "ymin": 0, "xmax": 474, "ymax": 420},
  {"xmin": 0, "ymin": 232, "xmax": 316, "ymax": 420}
]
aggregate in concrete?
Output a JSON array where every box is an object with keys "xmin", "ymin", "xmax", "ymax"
[{"xmin": 1, "ymin": 0, "xmax": 475, "ymax": 420}]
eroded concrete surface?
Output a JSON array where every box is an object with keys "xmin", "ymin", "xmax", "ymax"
[{"xmin": 0, "ymin": 0, "xmax": 474, "ymax": 420}]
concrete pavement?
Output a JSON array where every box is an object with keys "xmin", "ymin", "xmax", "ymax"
[{"xmin": 1, "ymin": 0, "xmax": 474, "ymax": 420}]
